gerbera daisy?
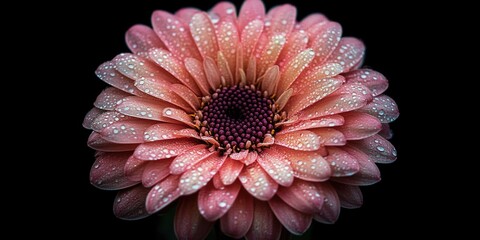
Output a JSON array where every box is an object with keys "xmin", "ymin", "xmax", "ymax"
[{"xmin": 83, "ymin": 0, "xmax": 399, "ymax": 239}]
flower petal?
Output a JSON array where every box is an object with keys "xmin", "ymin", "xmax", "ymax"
[
  {"xmin": 198, "ymin": 181, "xmax": 241, "ymax": 221},
  {"xmin": 332, "ymin": 146, "xmax": 381, "ymax": 186},
  {"xmin": 335, "ymin": 112, "xmax": 382, "ymax": 140},
  {"xmin": 256, "ymin": 34, "xmax": 286, "ymax": 75},
  {"xmin": 133, "ymin": 79, "xmax": 192, "ymax": 112},
  {"xmin": 217, "ymin": 21, "xmax": 239, "ymax": 73},
  {"xmin": 175, "ymin": 8, "xmax": 200, "ymax": 23},
  {"xmin": 238, "ymin": 0, "xmax": 265, "ymax": 31},
  {"xmin": 258, "ymin": 149, "xmax": 294, "ymax": 187},
  {"xmin": 142, "ymin": 159, "xmax": 173, "ymax": 187},
  {"xmin": 125, "ymin": 24, "xmax": 166, "ymax": 54},
  {"xmin": 151, "ymin": 10, "xmax": 202, "ymax": 59},
  {"xmin": 87, "ymin": 132, "xmax": 138, "ymax": 152},
  {"xmin": 96, "ymin": 62, "xmax": 145, "ymax": 96},
  {"xmin": 344, "ymin": 69, "xmax": 389, "ymax": 96},
  {"xmin": 175, "ymin": 195, "xmax": 214, "ymax": 240},
  {"xmin": 241, "ymin": 20, "xmax": 264, "ymax": 64},
  {"xmin": 379, "ymin": 123, "xmax": 393, "ymax": 140},
  {"xmin": 113, "ymin": 185, "xmax": 150, "ymax": 220},
  {"xmin": 309, "ymin": 128, "xmax": 346, "ymax": 146},
  {"xmin": 309, "ymin": 22, "xmax": 342, "ymax": 66},
  {"xmin": 124, "ymin": 155, "xmax": 147, "ymax": 182},
  {"xmin": 115, "ymin": 96, "xmax": 178, "ymax": 122},
  {"xmin": 143, "ymin": 123, "xmax": 186, "ymax": 142},
  {"xmin": 245, "ymin": 200, "xmax": 282, "ymax": 240},
  {"xmin": 94, "ymin": 87, "xmax": 130, "ymax": 111},
  {"xmin": 332, "ymin": 182, "xmax": 363, "ymax": 209},
  {"xmin": 83, "ymin": 108, "xmax": 104, "ymax": 130},
  {"xmin": 313, "ymin": 182, "xmax": 340, "ymax": 224},
  {"xmin": 292, "ymin": 63, "xmax": 344, "ymax": 94},
  {"xmin": 219, "ymin": 157, "xmax": 244, "ymax": 185},
  {"xmin": 238, "ymin": 162, "xmax": 278, "ymax": 201},
  {"xmin": 277, "ymin": 30, "xmax": 309, "ymax": 69},
  {"xmin": 91, "ymin": 111, "xmax": 132, "ymax": 132},
  {"xmin": 170, "ymin": 144, "xmax": 215, "ymax": 174},
  {"xmin": 298, "ymin": 82, "xmax": 372, "ymax": 120},
  {"xmin": 285, "ymin": 76, "xmax": 344, "ymax": 115},
  {"xmin": 326, "ymin": 37, "xmax": 365, "ymax": 72},
  {"xmin": 162, "ymin": 107, "xmax": 197, "ymax": 128},
  {"xmin": 146, "ymin": 174, "xmax": 181, "ymax": 213},
  {"xmin": 90, "ymin": 152, "xmax": 139, "ymax": 190},
  {"xmin": 268, "ymin": 196, "xmax": 312, "ymax": 235},
  {"xmin": 101, "ymin": 120, "xmax": 152, "ymax": 144},
  {"xmin": 185, "ymin": 58, "xmax": 211, "ymax": 95},
  {"xmin": 265, "ymin": 4, "xmax": 296, "ymax": 36},
  {"xmin": 324, "ymin": 147, "xmax": 360, "ymax": 177},
  {"xmin": 190, "ymin": 12, "xmax": 219, "ymax": 60},
  {"xmin": 359, "ymin": 95, "xmax": 399, "ymax": 123},
  {"xmin": 280, "ymin": 115, "xmax": 344, "ymax": 134},
  {"xmin": 210, "ymin": 2, "xmax": 237, "ymax": 24},
  {"xmin": 113, "ymin": 53, "xmax": 178, "ymax": 84},
  {"xmin": 170, "ymin": 83, "xmax": 201, "ymax": 111},
  {"xmin": 277, "ymin": 48, "xmax": 315, "ymax": 95},
  {"xmin": 275, "ymin": 130, "xmax": 320, "ymax": 151},
  {"xmin": 179, "ymin": 154, "xmax": 227, "ymax": 195},
  {"xmin": 221, "ymin": 189, "xmax": 254, "ymax": 238},
  {"xmin": 350, "ymin": 134, "xmax": 397, "ymax": 164},
  {"xmin": 281, "ymin": 147, "xmax": 331, "ymax": 182},
  {"xmin": 300, "ymin": 13, "xmax": 328, "ymax": 29},
  {"xmin": 276, "ymin": 179, "xmax": 324, "ymax": 214},
  {"xmin": 204, "ymin": 57, "xmax": 222, "ymax": 90},
  {"xmin": 134, "ymin": 139, "xmax": 197, "ymax": 160},
  {"xmin": 149, "ymin": 48, "xmax": 201, "ymax": 95}
]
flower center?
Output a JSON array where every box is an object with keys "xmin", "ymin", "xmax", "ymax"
[{"xmin": 196, "ymin": 85, "xmax": 277, "ymax": 153}]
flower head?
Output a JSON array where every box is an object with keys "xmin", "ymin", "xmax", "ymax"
[{"xmin": 84, "ymin": 0, "xmax": 399, "ymax": 238}]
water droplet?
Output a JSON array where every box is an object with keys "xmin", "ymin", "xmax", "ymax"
[
  {"xmin": 376, "ymin": 146, "xmax": 385, "ymax": 152},
  {"xmin": 218, "ymin": 201, "xmax": 227, "ymax": 208},
  {"xmin": 392, "ymin": 149, "xmax": 397, "ymax": 157}
]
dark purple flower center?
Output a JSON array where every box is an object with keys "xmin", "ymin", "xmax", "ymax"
[{"xmin": 197, "ymin": 85, "xmax": 276, "ymax": 153}]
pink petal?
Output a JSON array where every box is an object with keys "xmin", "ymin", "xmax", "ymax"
[
  {"xmin": 277, "ymin": 30, "xmax": 309, "ymax": 69},
  {"xmin": 310, "ymin": 128, "xmax": 346, "ymax": 146},
  {"xmin": 292, "ymin": 63, "xmax": 344, "ymax": 95},
  {"xmin": 326, "ymin": 37, "xmax": 365, "ymax": 72},
  {"xmin": 238, "ymin": 0, "xmax": 265, "ymax": 32},
  {"xmin": 268, "ymin": 196, "xmax": 312, "ymax": 235},
  {"xmin": 245, "ymin": 200, "xmax": 282, "ymax": 240},
  {"xmin": 173, "ymin": 128, "xmax": 203, "ymax": 140},
  {"xmin": 203, "ymin": 57, "xmax": 222, "ymax": 90},
  {"xmin": 198, "ymin": 181, "xmax": 241, "ymax": 221},
  {"xmin": 83, "ymin": 108, "xmax": 104, "ymax": 129},
  {"xmin": 276, "ymin": 179, "xmax": 324, "ymax": 214},
  {"xmin": 90, "ymin": 152, "xmax": 138, "ymax": 190},
  {"xmin": 94, "ymin": 87, "xmax": 130, "ymax": 111},
  {"xmin": 217, "ymin": 52, "xmax": 234, "ymax": 86},
  {"xmin": 87, "ymin": 132, "xmax": 138, "ymax": 152},
  {"xmin": 275, "ymin": 88, "xmax": 293, "ymax": 112},
  {"xmin": 350, "ymin": 134, "xmax": 397, "ymax": 164},
  {"xmin": 258, "ymin": 149, "xmax": 294, "ymax": 187},
  {"xmin": 359, "ymin": 95, "xmax": 399, "ymax": 123},
  {"xmin": 151, "ymin": 11, "xmax": 202, "ymax": 59},
  {"xmin": 324, "ymin": 147, "xmax": 360, "ymax": 177},
  {"xmin": 280, "ymin": 115, "xmax": 344, "ymax": 134},
  {"xmin": 91, "ymin": 111, "xmax": 132, "ymax": 132},
  {"xmin": 265, "ymin": 4, "xmax": 296, "ymax": 36},
  {"xmin": 162, "ymin": 107, "xmax": 197, "ymax": 128},
  {"xmin": 230, "ymin": 150, "xmax": 249, "ymax": 160},
  {"xmin": 220, "ymin": 190, "xmax": 253, "ymax": 238},
  {"xmin": 219, "ymin": 157, "xmax": 244, "ymax": 185},
  {"xmin": 113, "ymin": 53, "xmax": 178, "ymax": 84},
  {"xmin": 115, "ymin": 96, "xmax": 178, "ymax": 122},
  {"xmin": 238, "ymin": 162, "xmax": 278, "ymax": 201},
  {"xmin": 379, "ymin": 123, "xmax": 393, "ymax": 140},
  {"xmin": 335, "ymin": 112, "xmax": 382, "ymax": 140},
  {"xmin": 185, "ymin": 58, "xmax": 211, "ymax": 95},
  {"xmin": 309, "ymin": 22, "xmax": 342, "ymax": 66},
  {"xmin": 125, "ymin": 24, "xmax": 166, "ymax": 54},
  {"xmin": 285, "ymin": 76, "xmax": 344, "ymax": 115},
  {"xmin": 256, "ymin": 34, "xmax": 286, "ymax": 75},
  {"xmin": 241, "ymin": 20, "xmax": 264, "ymax": 65},
  {"xmin": 332, "ymin": 182, "xmax": 363, "ymax": 209},
  {"xmin": 133, "ymin": 79, "xmax": 192, "ymax": 112},
  {"xmin": 277, "ymin": 48, "xmax": 315, "ymax": 95},
  {"xmin": 143, "ymin": 123, "xmax": 186, "ymax": 142},
  {"xmin": 241, "ymin": 151, "xmax": 258, "ymax": 165},
  {"xmin": 175, "ymin": 8, "xmax": 200, "ymax": 23},
  {"xmin": 175, "ymin": 195, "xmax": 214, "ymax": 240},
  {"xmin": 275, "ymin": 130, "xmax": 320, "ymax": 151},
  {"xmin": 332, "ymin": 146, "xmax": 381, "ymax": 186},
  {"xmin": 298, "ymin": 82, "xmax": 372, "ymax": 120},
  {"xmin": 344, "ymin": 69, "xmax": 389, "ymax": 96},
  {"xmin": 171, "ymin": 84, "xmax": 201, "ymax": 110},
  {"xmin": 190, "ymin": 12, "xmax": 219, "ymax": 60},
  {"xmin": 281, "ymin": 147, "xmax": 331, "ymax": 182},
  {"xmin": 101, "ymin": 120, "xmax": 152, "ymax": 144},
  {"xmin": 134, "ymin": 139, "xmax": 197, "ymax": 160},
  {"xmin": 95, "ymin": 62, "xmax": 145, "ymax": 96},
  {"xmin": 113, "ymin": 185, "xmax": 150, "ymax": 220},
  {"xmin": 210, "ymin": 2, "xmax": 237, "ymax": 24},
  {"xmin": 299, "ymin": 13, "xmax": 328, "ymax": 29},
  {"xmin": 314, "ymin": 182, "xmax": 340, "ymax": 224},
  {"xmin": 179, "ymin": 154, "xmax": 227, "ymax": 195},
  {"xmin": 146, "ymin": 174, "xmax": 181, "ymax": 213},
  {"xmin": 217, "ymin": 21, "xmax": 240, "ymax": 74},
  {"xmin": 148, "ymin": 48, "xmax": 201, "ymax": 95},
  {"xmin": 170, "ymin": 144, "xmax": 215, "ymax": 174},
  {"xmin": 142, "ymin": 159, "xmax": 173, "ymax": 187},
  {"xmin": 124, "ymin": 155, "xmax": 147, "ymax": 182}
]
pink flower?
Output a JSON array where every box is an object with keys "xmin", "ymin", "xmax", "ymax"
[{"xmin": 83, "ymin": 0, "xmax": 399, "ymax": 239}]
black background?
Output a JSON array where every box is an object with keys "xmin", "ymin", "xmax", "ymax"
[{"xmin": 49, "ymin": 0, "xmax": 427, "ymax": 238}]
